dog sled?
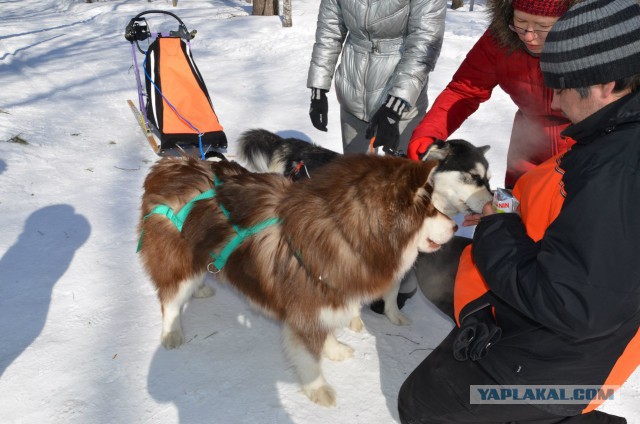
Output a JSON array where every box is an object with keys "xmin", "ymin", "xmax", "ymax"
[{"xmin": 125, "ymin": 10, "xmax": 227, "ymax": 159}]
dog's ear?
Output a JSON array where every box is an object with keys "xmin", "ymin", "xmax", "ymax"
[
  {"xmin": 422, "ymin": 139, "xmax": 450, "ymax": 162},
  {"xmin": 478, "ymin": 145, "xmax": 491, "ymax": 156},
  {"xmin": 405, "ymin": 161, "xmax": 437, "ymax": 205}
]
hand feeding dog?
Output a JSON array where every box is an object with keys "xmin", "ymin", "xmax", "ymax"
[
  {"xmin": 237, "ymin": 129, "xmax": 494, "ymax": 323},
  {"xmin": 138, "ymin": 153, "xmax": 457, "ymax": 406}
]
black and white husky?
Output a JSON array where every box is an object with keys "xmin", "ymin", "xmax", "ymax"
[
  {"xmin": 236, "ymin": 129, "xmax": 493, "ymax": 324},
  {"xmin": 236, "ymin": 129, "xmax": 340, "ymax": 181}
]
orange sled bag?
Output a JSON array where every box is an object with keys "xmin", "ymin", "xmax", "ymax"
[{"xmin": 144, "ymin": 36, "xmax": 227, "ymax": 150}]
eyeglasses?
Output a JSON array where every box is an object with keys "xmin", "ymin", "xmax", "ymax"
[{"xmin": 508, "ymin": 24, "xmax": 551, "ymax": 39}]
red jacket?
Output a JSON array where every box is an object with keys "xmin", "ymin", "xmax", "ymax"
[{"xmin": 411, "ymin": 31, "xmax": 573, "ymax": 187}]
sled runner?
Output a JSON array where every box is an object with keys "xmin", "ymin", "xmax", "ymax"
[{"xmin": 125, "ymin": 10, "xmax": 227, "ymax": 159}]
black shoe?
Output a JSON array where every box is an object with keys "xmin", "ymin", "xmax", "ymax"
[
  {"xmin": 370, "ymin": 299, "xmax": 386, "ymax": 314},
  {"xmin": 369, "ymin": 286, "xmax": 418, "ymax": 314},
  {"xmin": 397, "ymin": 286, "xmax": 417, "ymax": 309}
]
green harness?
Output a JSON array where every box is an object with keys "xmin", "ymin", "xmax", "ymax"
[{"xmin": 137, "ymin": 175, "xmax": 281, "ymax": 272}]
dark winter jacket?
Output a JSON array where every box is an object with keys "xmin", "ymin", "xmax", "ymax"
[
  {"xmin": 307, "ymin": 0, "xmax": 446, "ymax": 121},
  {"xmin": 469, "ymin": 90, "xmax": 640, "ymax": 416},
  {"xmin": 410, "ymin": 0, "xmax": 576, "ymax": 187}
]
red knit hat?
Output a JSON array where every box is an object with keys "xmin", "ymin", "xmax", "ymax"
[{"xmin": 512, "ymin": 0, "xmax": 569, "ymax": 17}]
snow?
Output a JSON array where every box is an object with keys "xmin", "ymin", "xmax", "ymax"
[{"xmin": 0, "ymin": 0, "xmax": 637, "ymax": 422}]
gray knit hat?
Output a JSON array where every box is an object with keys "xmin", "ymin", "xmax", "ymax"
[{"xmin": 540, "ymin": 0, "xmax": 640, "ymax": 89}]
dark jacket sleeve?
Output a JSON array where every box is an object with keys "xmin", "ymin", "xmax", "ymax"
[{"xmin": 472, "ymin": 163, "xmax": 640, "ymax": 340}]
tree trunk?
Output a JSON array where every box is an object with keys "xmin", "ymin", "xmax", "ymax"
[
  {"xmin": 451, "ymin": 0, "xmax": 463, "ymax": 9},
  {"xmin": 283, "ymin": 0, "xmax": 292, "ymax": 27},
  {"xmin": 253, "ymin": 0, "xmax": 279, "ymax": 16}
]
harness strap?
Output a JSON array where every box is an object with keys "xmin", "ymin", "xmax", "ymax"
[
  {"xmin": 137, "ymin": 176, "xmax": 282, "ymax": 273},
  {"xmin": 208, "ymin": 217, "xmax": 281, "ymax": 272},
  {"xmin": 136, "ymin": 189, "xmax": 215, "ymax": 252},
  {"xmin": 207, "ymin": 174, "xmax": 283, "ymax": 271}
]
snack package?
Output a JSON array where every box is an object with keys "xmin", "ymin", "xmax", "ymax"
[{"xmin": 492, "ymin": 188, "xmax": 520, "ymax": 213}]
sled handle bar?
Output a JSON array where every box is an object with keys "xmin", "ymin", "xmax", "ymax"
[{"xmin": 125, "ymin": 10, "xmax": 195, "ymax": 45}]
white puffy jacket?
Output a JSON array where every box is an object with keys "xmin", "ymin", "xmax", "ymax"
[{"xmin": 307, "ymin": 0, "xmax": 446, "ymax": 121}]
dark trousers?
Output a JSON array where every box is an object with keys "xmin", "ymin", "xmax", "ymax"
[{"xmin": 398, "ymin": 329, "xmax": 627, "ymax": 424}]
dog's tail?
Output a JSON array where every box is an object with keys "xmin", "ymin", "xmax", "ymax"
[{"xmin": 236, "ymin": 129, "xmax": 285, "ymax": 173}]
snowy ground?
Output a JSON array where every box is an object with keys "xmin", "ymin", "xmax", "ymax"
[{"xmin": 0, "ymin": 0, "xmax": 638, "ymax": 422}]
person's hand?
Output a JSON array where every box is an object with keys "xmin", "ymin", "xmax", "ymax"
[
  {"xmin": 366, "ymin": 96, "xmax": 406, "ymax": 154},
  {"xmin": 408, "ymin": 136, "xmax": 436, "ymax": 161},
  {"xmin": 462, "ymin": 213, "xmax": 483, "ymax": 227},
  {"xmin": 461, "ymin": 201, "xmax": 494, "ymax": 227},
  {"xmin": 309, "ymin": 88, "xmax": 328, "ymax": 131},
  {"xmin": 482, "ymin": 201, "xmax": 495, "ymax": 216}
]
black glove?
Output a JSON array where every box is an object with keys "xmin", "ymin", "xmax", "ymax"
[
  {"xmin": 309, "ymin": 88, "xmax": 328, "ymax": 132},
  {"xmin": 453, "ymin": 306, "xmax": 502, "ymax": 361},
  {"xmin": 365, "ymin": 95, "xmax": 407, "ymax": 154}
]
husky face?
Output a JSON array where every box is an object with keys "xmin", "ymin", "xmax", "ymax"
[{"xmin": 423, "ymin": 139, "xmax": 493, "ymax": 217}]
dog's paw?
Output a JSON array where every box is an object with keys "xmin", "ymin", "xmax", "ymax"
[
  {"xmin": 385, "ymin": 310, "xmax": 411, "ymax": 326},
  {"xmin": 305, "ymin": 384, "xmax": 337, "ymax": 407},
  {"xmin": 324, "ymin": 342, "xmax": 354, "ymax": 362},
  {"xmin": 349, "ymin": 316, "xmax": 364, "ymax": 332},
  {"xmin": 323, "ymin": 333, "xmax": 354, "ymax": 361},
  {"xmin": 161, "ymin": 330, "xmax": 184, "ymax": 349},
  {"xmin": 193, "ymin": 284, "xmax": 215, "ymax": 298}
]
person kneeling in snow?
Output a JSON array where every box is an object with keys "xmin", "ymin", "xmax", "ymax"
[{"xmin": 398, "ymin": 0, "xmax": 640, "ymax": 422}]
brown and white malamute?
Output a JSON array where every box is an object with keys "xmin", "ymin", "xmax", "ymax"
[
  {"xmin": 138, "ymin": 153, "xmax": 457, "ymax": 406},
  {"xmin": 237, "ymin": 129, "xmax": 494, "ymax": 322}
]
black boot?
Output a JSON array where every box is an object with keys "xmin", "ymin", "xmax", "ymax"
[{"xmin": 370, "ymin": 270, "xmax": 418, "ymax": 314}]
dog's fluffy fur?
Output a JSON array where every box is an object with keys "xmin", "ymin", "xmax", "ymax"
[
  {"xmin": 237, "ymin": 129, "xmax": 494, "ymax": 322},
  {"xmin": 237, "ymin": 129, "xmax": 493, "ymax": 218},
  {"xmin": 138, "ymin": 154, "xmax": 456, "ymax": 406}
]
